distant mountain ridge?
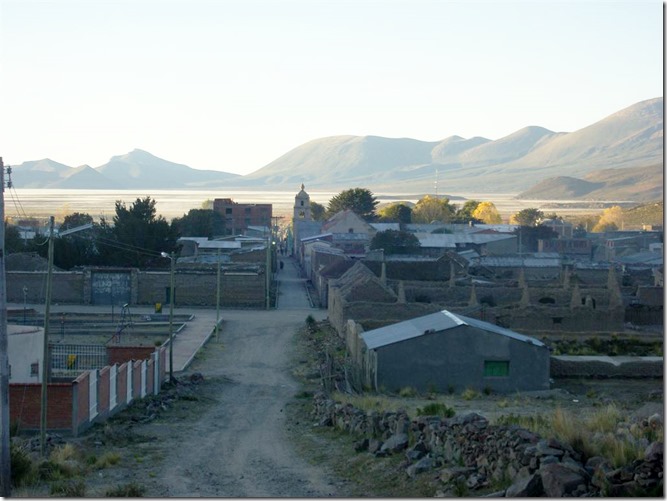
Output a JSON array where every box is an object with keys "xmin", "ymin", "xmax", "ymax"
[{"xmin": 9, "ymin": 97, "xmax": 663, "ymax": 201}]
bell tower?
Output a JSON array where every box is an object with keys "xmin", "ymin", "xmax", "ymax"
[{"xmin": 294, "ymin": 183, "xmax": 311, "ymax": 221}]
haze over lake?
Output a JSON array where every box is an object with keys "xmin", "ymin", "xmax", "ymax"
[{"xmin": 5, "ymin": 189, "xmax": 626, "ymax": 224}]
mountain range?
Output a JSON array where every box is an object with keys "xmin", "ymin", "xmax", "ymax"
[{"xmin": 10, "ymin": 97, "xmax": 663, "ymax": 201}]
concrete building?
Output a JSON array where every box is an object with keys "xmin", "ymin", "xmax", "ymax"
[{"xmin": 356, "ymin": 310, "xmax": 550, "ymax": 393}]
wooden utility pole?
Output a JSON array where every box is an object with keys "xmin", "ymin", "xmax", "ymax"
[
  {"xmin": 0, "ymin": 158, "xmax": 10, "ymax": 496},
  {"xmin": 215, "ymin": 248, "xmax": 221, "ymax": 340},
  {"xmin": 40, "ymin": 216, "xmax": 55, "ymax": 457}
]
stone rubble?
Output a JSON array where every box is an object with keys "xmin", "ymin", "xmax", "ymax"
[{"xmin": 311, "ymin": 391, "xmax": 663, "ymax": 497}]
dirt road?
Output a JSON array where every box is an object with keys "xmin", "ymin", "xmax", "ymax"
[{"xmin": 111, "ymin": 258, "xmax": 345, "ymax": 497}]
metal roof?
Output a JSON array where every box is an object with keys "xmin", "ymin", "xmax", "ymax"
[
  {"xmin": 418, "ymin": 233, "xmax": 516, "ymax": 248},
  {"xmin": 361, "ymin": 309, "xmax": 546, "ymax": 350}
]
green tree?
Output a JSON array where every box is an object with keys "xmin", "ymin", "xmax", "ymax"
[
  {"xmin": 326, "ymin": 188, "xmax": 378, "ymax": 221},
  {"xmin": 453, "ymin": 200, "xmax": 482, "ymax": 223},
  {"xmin": 60, "ymin": 212, "xmax": 94, "ymax": 231},
  {"xmin": 511, "ymin": 208, "xmax": 544, "ymax": 227},
  {"xmin": 412, "ymin": 196, "xmax": 455, "ymax": 223},
  {"xmin": 5, "ymin": 221, "xmax": 24, "ymax": 254},
  {"xmin": 171, "ymin": 209, "xmax": 225, "ymax": 238},
  {"xmin": 98, "ymin": 197, "xmax": 176, "ymax": 268},
  {"xmin": 472, "ymin": 201, "xmax": 502, "ymax": 224},
  {"xmin": 310, "ymin": 201, "xmax": 326, "ymax": 222},
  {"xmin": 378, "ymin": 203, "xmax": 413, "ymax": 224},
  {"xmin": 370, "ymin": 230, "xmax": 421, "ymax": 255}
]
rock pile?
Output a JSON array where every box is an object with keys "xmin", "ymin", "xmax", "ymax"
[{"xmin": 311, "ymin": 392, "xmax": 663, "ymax": 496}]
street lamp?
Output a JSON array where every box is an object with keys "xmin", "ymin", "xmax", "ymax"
[
  {"xmin": 160, "ymin": 251, "xmax": 175, "ymax": 383},
  {"xmin": 22, "ymin": 286, "xmax": 27, "ymax": 324}
]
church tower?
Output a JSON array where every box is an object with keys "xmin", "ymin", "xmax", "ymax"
[{"xmin": 294, "ymin": 183, "xmax": 312, "ymax": 221}]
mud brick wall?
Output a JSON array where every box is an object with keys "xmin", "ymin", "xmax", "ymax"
[
  {"xmin": 550, "ymin": 356, "xmax": 663, "ymax": 378},
  {"xmin": 137, "ymin": 270, "xmax": 265, "ymax": 308},
  {"xmin": 8, "ymin": 271, "xmax": 85, "ymax": 304}
]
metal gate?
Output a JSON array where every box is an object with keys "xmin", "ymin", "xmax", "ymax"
[{"xmin": 91, "ymin": 271, "xmax": 131, "ymax": 305}]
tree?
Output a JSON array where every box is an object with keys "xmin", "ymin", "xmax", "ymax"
[
  {"xmin": 592, "ymin": 205, "xmax": 624, "ymax": 232},
  {"xmin": 453, "ymin": 200, "xmax": 482, "ymax": 224},
  {"xmin": 378, "ymin": 203, "xmax": 412, "ymax": 224},
  {"xmin": 370, "ymin": 230, "xmax": 421, "ymax": 255},
  {"xmin": 56, "ymin": 212, "xmax": 98, "ymax": 269},
  {"xmin": 326, "ymin": 188, "xmax": 378, "ymax": 221},
  {"xmin": 98, "ymin": 197, "xmax": 177, "ymax": 268},
  {"xmin": 171, "ymin": 209, "xmax": 225, "ymax": 238},
  {"xmin": 510, "ymin": 208, "xmax": 544, "ymax": 227},
  {"xmin": 4, "ymin": 221, "xmax": 24, "ymax": 254},
  {"xmin": 472, "ymin": 201, "xmax": 502, "ymax": 224},
  {"xmin": 60, "ymin": 212, "xmax": 94, "ymax": 231},
  {"xmin": 310, "ymin": 201, "xmax": 326, "ymax": 222},
  {"xmin": 412, "ymin": 196, "xmax": 455, "ymax": 224}
]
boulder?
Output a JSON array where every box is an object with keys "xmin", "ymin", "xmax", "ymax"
[
  {"xmin": 406, "ymin": 456, "xmax": 435, "ymax": 477},
  {"xmin": 505, "ymin": 471, "xmax": 544, "ymax": 497},
  {"xmin": 380, "ymin": 433, "xmax": 409, "ymax": 453},
  {"xmin": 540, "ymin": 462, "xmax": 588, "ymax": 497}
]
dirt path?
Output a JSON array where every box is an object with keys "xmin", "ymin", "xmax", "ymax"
[{"xmin": 114, "ymin": 258, "xmax": 344, "ymax": 497}]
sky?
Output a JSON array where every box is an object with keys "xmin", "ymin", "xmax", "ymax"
[{"xmin": 0, "ymin": 0, "xmax": 663, "ymax": 175}]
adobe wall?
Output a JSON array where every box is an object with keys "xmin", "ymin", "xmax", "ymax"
[
  {"xmin": 8, "ymin": 271, "xmax": 85, "ymax": 304},
  {"xmin": 8, "ymin": 268, "xmax": 267, "ymax": 308}
]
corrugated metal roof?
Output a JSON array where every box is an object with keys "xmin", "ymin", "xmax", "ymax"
[
  {"xmin": 418, "ymin": 233, "xmax": 515, "ymax": 248},
  {"xmin": 361, "ymin": 309, "xmax": 546, "ymax": 350},
  {"xmin": 475, "ymin": 256, "xmax": 561, "ymax": 267}
]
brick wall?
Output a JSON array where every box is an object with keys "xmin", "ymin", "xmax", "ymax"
[
  {"xmin": 8, "ymin": 271, "xmax": 85, "ymax": 304},
  {"xmin": 98, "ymin": 366, "xmax": 110, "ymax": 418},
  {"xmin": 107, "ymin": 346, "xmax": 156, "ymax": 366},
  {"xmin": 9, "ymin": 383, "xmax": 73, "ymax": 431}
]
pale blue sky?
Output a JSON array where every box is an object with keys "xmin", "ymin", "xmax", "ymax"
[{"xmin": 1, "ymin": 0, "xmax": 663, "ymax": 175}]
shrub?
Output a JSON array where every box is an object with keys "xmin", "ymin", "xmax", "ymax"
[
  {"xmin": 49, "ymin": 479, "xmax": 86, "ymax": 497},
  {"xmin": 305, "ymin": 315, "xmax": 316, "ymax": 331},
  {"xmin": 416, "ymin": 402, "xmax": 455, "ymax": 418},
  {"xmin": 398, "ymin": 386, "xmax": 418, "ymax": 398},
  {"xmin": 38, "ymin": 459, "xmax": 73, "ymax": 481},
  {"xmin": 461, "ymin": 388, "xmax": 479, "ymax": 400},
  {"xmin": 106, "ymin": 482, "xmax": 146, "ymax": 497},
  {"xmin": 93, "ymin": 451, "xmax": 121, "ymax": 469},
  {"xmin": 10, "ymin": 442, "xmax": 35, "ymax": 487}
]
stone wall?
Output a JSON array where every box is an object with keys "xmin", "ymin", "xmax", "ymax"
[
  {"xmin": 311, "ymin": 392, "xmax": 663, "ymax": 497},
  {"xmin": 551, "ymin": 356, "xmax": 664, "ymax": 378}
]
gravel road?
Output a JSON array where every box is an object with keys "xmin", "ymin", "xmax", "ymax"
[{"xmin": 111, "ymin": 258, "xmax": 346, "ymax": 497}]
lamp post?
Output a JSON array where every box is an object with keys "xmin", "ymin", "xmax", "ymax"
[
  {"xmin": 22, "ymin": 286, "xmax": 27, "ymax": 325},
  {"xmin": 160, "ymin": 252, "xmax": 175, "ymax": 383}
]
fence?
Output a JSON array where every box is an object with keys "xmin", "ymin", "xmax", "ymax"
[
  {"xmin": 50, "ymin": 343, "xmax": 108, "ymax": 376},
  {"xmin": 9, "ymin": 345, "xmax": 167, "ymax": 436}
]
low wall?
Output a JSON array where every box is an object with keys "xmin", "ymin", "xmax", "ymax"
[
  {"xmin": 551, "ymin": 356, "xmax": 663, "ymax": 378},
  {"xmin": 10, "ymin": 346, "xmax": 167, "ymax": 436},
  {"xmin": 311, "ymin": 392, "xmax": 663, "ymax": 497}
]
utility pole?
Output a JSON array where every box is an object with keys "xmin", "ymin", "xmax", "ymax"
[
  {"xmin": 215, "ymin": 248, "xmax": 221, "ymax": 340},
  {"xmin": 40, "ymin": 216, "xmax": 55, "ymax": 457},
  {"xmin": 265, "ymin": 233, "xmax": 271, "ymax": 310},
  {"xmin": 0, "ymin": 159, "xmax": 10, "ymax": 496}
]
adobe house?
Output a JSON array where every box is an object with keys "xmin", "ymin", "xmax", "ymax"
[{"xmin": 355, "ymin": 310, "xmax": 550, "ymax": 393}]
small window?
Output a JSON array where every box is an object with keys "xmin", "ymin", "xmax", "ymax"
[
  {"xmin": 300, "ymin": 200, "xmax": 304, "ymax": 206},
  {"xmin": 30, "ymin": 362, "xmax": 39, "ymax": 377},
  {"xmin": 225, "ymin": 208, "xmax": 232, "ymax": 215},
  {"xmin": 348, "ymin": 228, "xmax": 353, "ymax": 233},
  {"xmin": 484, "ymin": 360, "xmax": 509, "ymax": 377},
  {"xmin": 552, "ymin": 317, "xmax": 563, "ymax": 325}
]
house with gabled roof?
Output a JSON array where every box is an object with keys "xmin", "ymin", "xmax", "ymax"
[{"xmin": 355, "ymin": 309, "xmax": 550, "ymax": 393}]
